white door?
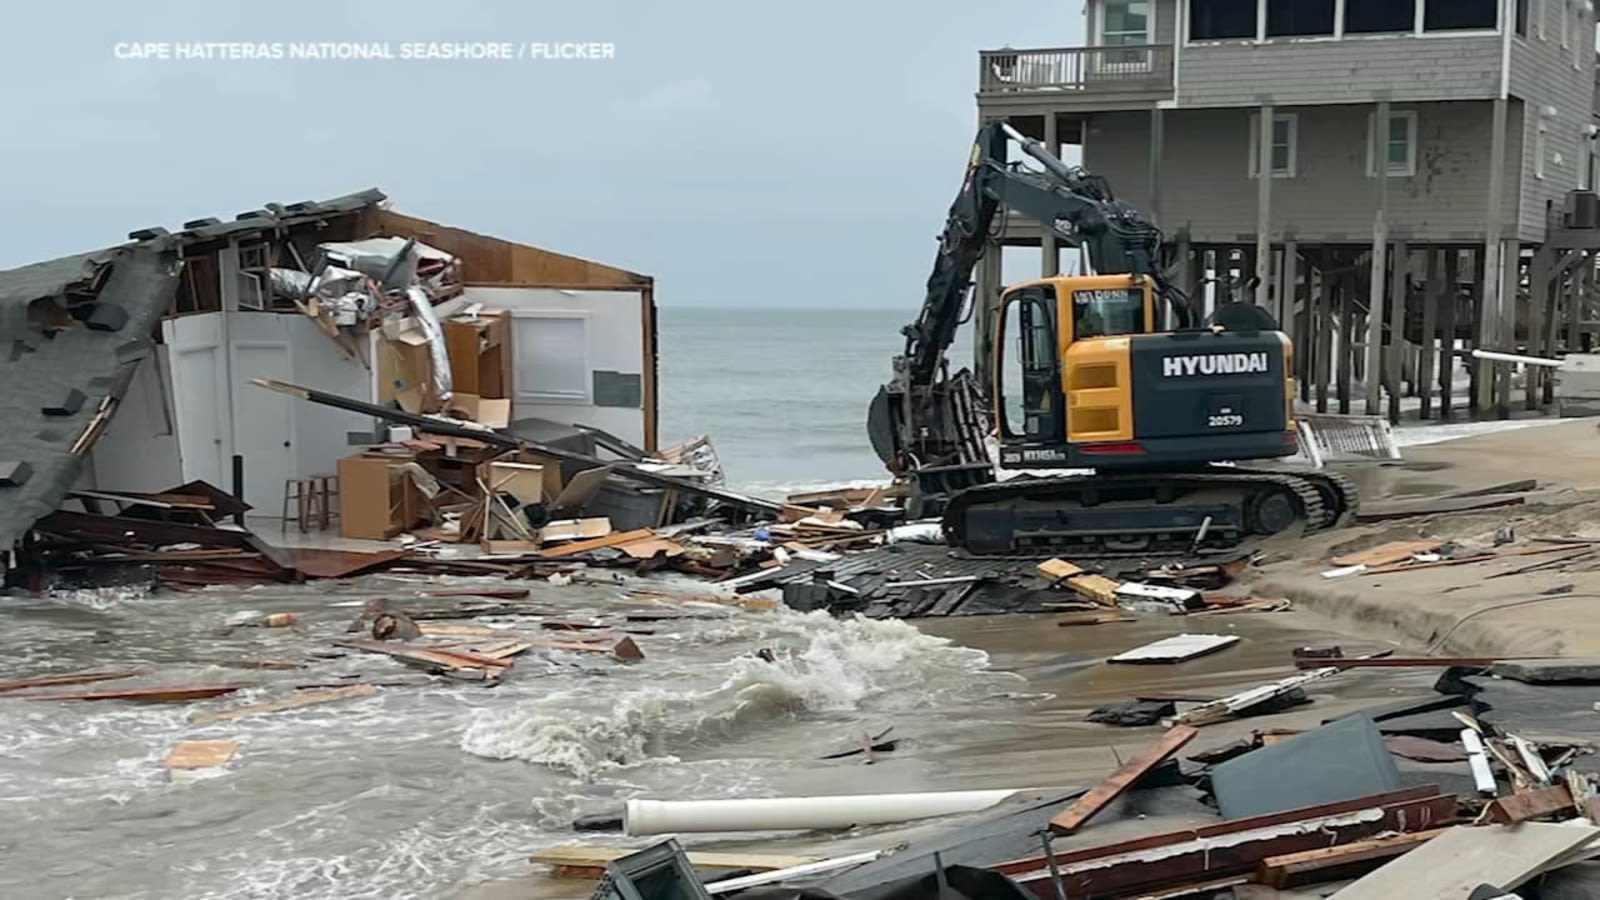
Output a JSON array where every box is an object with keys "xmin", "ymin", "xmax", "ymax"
[
  {"xmin": 231, "ymin": 342, "xmax": 296, "ymax": 512},
  {"xmin": 164, "ymin": 314, "xmax": 231, "ymax": 489}
]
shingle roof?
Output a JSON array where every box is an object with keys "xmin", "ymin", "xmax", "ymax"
[{"xmin": 0, "ymin": 242, "xmax": 181, "ymax": 549}]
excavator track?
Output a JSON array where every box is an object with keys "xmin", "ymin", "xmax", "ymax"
[{"xmin": 942, "ymin": 465, "xmax": 1359, "ymax": 557}]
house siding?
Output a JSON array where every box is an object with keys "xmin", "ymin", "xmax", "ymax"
[
  {"xmin": 1177, "ymin": 35, "xmax": 1502, "ymax": 108},
  {"xmin": 1508, "ymin": 23, "xmax": 1596, "ymax": 241},
  {"xmin": 1083, "ymin": 102, "xmax": 1514, "ymax": 243}
]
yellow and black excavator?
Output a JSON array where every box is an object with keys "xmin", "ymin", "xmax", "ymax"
[{"xmin": 866, "ymin": 121, "xmax": 1357, "ymax": 555}]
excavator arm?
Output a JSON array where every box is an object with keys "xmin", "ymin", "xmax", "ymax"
[{"xmin": 868, "ymin": 120, "xmax": 1193, "ymax": 511}]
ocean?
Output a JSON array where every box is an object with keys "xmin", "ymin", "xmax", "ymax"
[{"xmin": 656, "ymin": 306, "xmax": 917, "ymax": 497}]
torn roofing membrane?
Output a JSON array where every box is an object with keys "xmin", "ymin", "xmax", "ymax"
[{"xmin": 0, "ymin": 242, "xmax": 181, "ymax": 549}]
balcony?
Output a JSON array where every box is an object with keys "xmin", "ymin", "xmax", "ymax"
[{"xmin": 978, "ymin": 45, "xmax": 1174, "ymax": 100}]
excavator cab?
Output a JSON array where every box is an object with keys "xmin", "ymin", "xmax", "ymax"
[{"xmin": 992, "ymin": 272, "xmax": 1300, "ymax": 472}]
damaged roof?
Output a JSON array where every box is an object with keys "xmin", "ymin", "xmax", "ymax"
[{"xmin": 0, "ymin": 241, "xmax": 181, "ymax": 550}]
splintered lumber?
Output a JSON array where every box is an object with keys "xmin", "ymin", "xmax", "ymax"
[
  {"xmin": 1298, "ymin": 656, "xmax": 1499, "ymax": 670},
  {"xmin": 1000, "ymin": 787, "xmax": 1455, "ymax": 898},
  {"xmin": 1057, "ymin": 611, "xmax": 1136, "ymax": 627},
  {"xmin": 537, "ymin": 528, "xmax": 656, "ymax": 558},
  {"xmin": 1109, "ymin": 634, "xmax": 1241, "ymax": 664},
  {"xmin": 1256, "ymin": 829, "xmax": 1446, "ymax": 889},
  {"xmin": 1176, "ymin": 666, "xmax": 1344, "ymax": 727},
  {"xmin": 1332, "ymin": 540, "xmax": 1445, "ymax": 569},
  {"xmin": 21, "ymin": 684, "xmax": 243, "ymax": 702},
  {"xmin": 531, "ymin": 845, "xmax": 822, "ymax": 880},
  {"xmin": 164, "ymin": 739, "xmax": 240, "ymax": 770},
  {"xmin": 189, "ymin": 683, "xmax": 377, "ymax": 725},
  {"xmin": 529, "ymin": 637, "xmax": 644, "ymax": 661},
  {"xmin": 472, "ymin": 640, "xmax": 534, "ymax": 660},
  {"xmin": 417, "ymin": 623, "xmax": 500, "ymax": 637},
  {"xmin": 0, "ymin": 669, "xmax": 145, "ymax": 694},
  {"xmin": 1049, "ymin": 726, "xmax": 1198, "ymax": 834},
  {"xmin": 1486, "ymin": 784, "xmax": 1575, "ymax": 824},
  {"xmin": 1328, "ymin": 822, "xmax": 1599, "ymax": 899},
  {"xmin": 334, "ymin": 639, "xmax": 509, "ymax": 672}
]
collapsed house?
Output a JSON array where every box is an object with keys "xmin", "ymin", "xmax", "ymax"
[{"xmin": 0, "ymin": 189, "xmax": 666, "ymax": 576}]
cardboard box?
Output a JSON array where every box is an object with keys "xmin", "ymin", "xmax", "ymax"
[{"xmin": 378, "ymin": 329, "xmax": 442, "ymax": 414}]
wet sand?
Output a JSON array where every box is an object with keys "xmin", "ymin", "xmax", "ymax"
[{"xmin": 1254, "ymin": 418, "xmax": 1600, "ymax": 657}]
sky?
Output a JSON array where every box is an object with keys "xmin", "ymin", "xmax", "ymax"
[{"xmin": 0, "ymin": 1, "xmax": 1083, "ymax": 308}]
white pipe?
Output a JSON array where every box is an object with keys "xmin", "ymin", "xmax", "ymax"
[
  {"xmin": 623, "ymin": 788, "xmax": 1025, "ymax": 836},
  {"xmin": 1471, "ymin": 348, "xmax": 1564, "ymax": 368},
  {"xmin": 705, "ymin": 850, "xmax": 886, "ymax": 894}
]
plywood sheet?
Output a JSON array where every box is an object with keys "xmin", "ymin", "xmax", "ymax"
[
  {"xmin": 1332, "ymin": 540, "xmax": 1445, "ymax": 568},
  {"xmin": 1330, "ymin": 823, "xmax": 1599, "ymax": 899},
  {"xmin": 1110, "ymin": 634, "xmax": 1241, "ymax": 664}
]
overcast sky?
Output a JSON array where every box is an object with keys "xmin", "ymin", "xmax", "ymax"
[{"xmin": 1, "ymin": 1, "xmax": 1083, "ymax": 308}]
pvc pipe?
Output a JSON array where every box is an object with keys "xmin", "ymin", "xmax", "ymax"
[
  {"xmin": 1471, "ymin": 348, "xmax": 1564, "ymax": 368},
  {"xmin": 623, "ymin": 788, "xmax": 1025, "ymax": 836}
]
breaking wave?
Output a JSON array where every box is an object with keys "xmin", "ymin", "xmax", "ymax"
[{"xmin": 458, "ymin": 612, "xmax": 992, "ymax": 780}]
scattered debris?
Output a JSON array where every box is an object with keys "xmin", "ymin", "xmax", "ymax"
[
  {"xmin": 19, "ymin": 684, "xmax": 244, "ymax": 703},
  {"xmin": 1048, "ymin": 726, "xmax": 1197, "ymax": 834},
  {"xmin": 164, "ymin": 739, "xmax": 240, "ymax": 770},
  {"xmin": 1087, "ymin": 700, "xmax": 1176, "ymax": 727},
  {"xmin": 0, "ymin": 670, "xmax": 145, "ymax": 694}
]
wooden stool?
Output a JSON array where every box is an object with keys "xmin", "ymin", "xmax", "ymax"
[{"xmin": 281, "ymin": 474, "xmax": 339, "ymax": 533}]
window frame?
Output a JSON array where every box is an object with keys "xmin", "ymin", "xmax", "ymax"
[
  {"xmin": 1098, "ymin": 0, "xmax": 1155, "ymax": 46},
  {"xmin": 1536, "ymin": 123, "xmax": 1550, "ymax": 180},
  {"xmin": 1185, "ymin": 0, "xmax": 1504, "ymax": 45},
  {"xmin": 1365, "ymin": 109, "xmax": 1420, "ymax": 178},
  {"xmin": 510, "ymin": 310, "xmax": 594, "ymax": 405},
  {"xmin": 1248, "ymin": 112, "xmax": 1299, "ymax": 179}
]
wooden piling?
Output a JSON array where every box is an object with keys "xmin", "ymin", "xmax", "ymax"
[{"xmin": 1418, "ymin": 248, "xmax": 1441, "ymax": 419}]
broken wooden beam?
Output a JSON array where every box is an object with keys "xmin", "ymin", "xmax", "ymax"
[
  {"xmin": 1486, "ymin": 784, "xmax": 1576, "ymax": 825},
  {"xmin": 1002, "ymin": 787, "xmax": 1454, "ymax": 899},
  {"xmin": 1049, "ymin": 725, "xmax": 1198, "ymax": 834},
  {"xmin": 1293, "ymin": 657, "xmax": 1513, "ymax": 670},
  {"xmin": 1255, "ymin": 829, "xmax": 1446, "ymax": 889},
  {"xmin": 0, "ymin": 669, "xmax": 146, "ymax": 694},
  {"xmin": 20, "ymin": 684, "xmax": 244, "ymax": 702},
  {"xmin": 530, "ymin": 846, "xmax": 822, "ymax": 881}
]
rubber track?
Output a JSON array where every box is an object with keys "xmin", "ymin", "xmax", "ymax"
[{"xmin": 944, "ymin": 465, "xmax": 1361, "ymax": 556}]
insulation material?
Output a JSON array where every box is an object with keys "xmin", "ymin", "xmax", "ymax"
[{"xmin": 407, "ymin": 286, "xmax": 453, "ymax": 403}]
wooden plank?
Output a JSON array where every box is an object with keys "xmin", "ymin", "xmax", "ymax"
[
  {"xmin": 474, "ymin": 641, "xmax": 534, "ymax": 660},
  {"xmin": 529, "ymin": 637, "xmax": 644, "ymax": 661},
  {"xmin": 334, "ymin": 639, "xmax": 490, "ymax": 671},
  {"xmin": 1257, "ymin": 829, "xmax": 1445, "ymax": 889},
  {"xmin": 417, "ymin": 623, "xmax": 501, "ymax": 637},
  {"xmin": 0, "ymin": 669, "xmax": 146, "ymax": 694},
  {"xmin": 22, "ymin": 684, "xmax": 243, "ymax": 702},
  {"xmin": 1067, "ymin": 574, "xmax": 1122, "ymax": 607},
  {"xmin": 1328, "ymin": 823, "xmax": 1599, "ymax": 899},
  {"xmin": 1293, "ymin": 657, "xmax": 1519, "ymax": 670},
  {"xmin": 1355, "ymin": 493, "xmax": 1526, "ymax": 522},
  {"xmin": 1049, "ymin": 725, "xmax": 1198, "ymax": 834},
  {"xmin": 164, "ymin": 739, "xmax": 240, "ymax": 769},
  {"xmin": 1056, "ymin": 611, "xmax": 1136, "ymax": 627},
  {"xmin": 537, "ymin": 528, "xmax": 657, "ymax": 558},
  {"xmin": 189, "ymin": 684, "xmax": 377, "ymax": 725},
  {"xmin": 1039, "ymin": 559, "xmax": 1085, "ymax": 580},
  {"xmin": 1332, "ymin": 540, "xmax": 1445, "ymax": 568},
  {"xmin": 531, "ymin": 845, "xmax": 822, "ymax": 880},
  {"xmin": 1486, "ymin": 784, "xmax": 1575, "ymax": 824}
]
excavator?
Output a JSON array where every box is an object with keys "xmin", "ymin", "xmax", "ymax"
[{"xmin": 866, "ymin": 121, "xmax": 1358, "ymax": 556}]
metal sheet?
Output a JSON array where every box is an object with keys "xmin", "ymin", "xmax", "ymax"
[
  {"xmin": 1211, "ymin": 715, "xmax": 1403, "ymax": 821},
  {"xmin": 1109, "ymin": 634, "xmax": 1241, "ymax": 664}
]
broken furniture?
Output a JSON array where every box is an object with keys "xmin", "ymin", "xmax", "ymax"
[
  {"xmin": 337, "ymin": 453, "xmax": 423, "ymax": 540},
  {"xmin": 281, "ymin": 473, "xmax": 339, "ymax": 534},
  {"xmin": 443, "ymin": 310, "xmax": 511, "ymax": 400}
]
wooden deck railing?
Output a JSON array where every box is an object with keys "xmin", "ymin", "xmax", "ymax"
[{"xmin": 978, "ymin": 45, "xmax": 1175, "ymax": 94}]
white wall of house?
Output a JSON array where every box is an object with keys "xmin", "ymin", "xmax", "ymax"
[
  {"xmin": 91, "ymin": 311, "xmax": 371, "ymax": 512},
  {"xmin": 85, "ymin": 348, "xmax": 184, "ymax": 492},
  {"xmin": 464, "ymin": 286, "xmax": 648, "ymax": 446}
]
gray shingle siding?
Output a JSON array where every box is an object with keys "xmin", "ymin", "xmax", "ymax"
[
  {"xmin": 1177, "ymin": 35, "xmax": 1503, "ymax": 107},
  {"xmin": 1084, "ymin": 102, "xmax": 1515, "ymax": 243},
  {"xmin": 1508, "ymin": 24, "xmax": 1596, "ymax": 241}
]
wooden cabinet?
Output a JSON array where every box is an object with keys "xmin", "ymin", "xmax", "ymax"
[
  {"xmin": 337, "ymin": 454, "xmax": 422, "ymax": 540},
  {"xmin": 445, "ymin": 311, "xmax": 512, "ymax": 399}
]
